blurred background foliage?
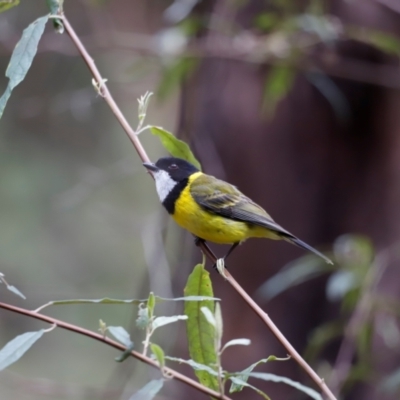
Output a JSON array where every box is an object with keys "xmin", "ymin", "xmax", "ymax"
[{"xmin": 1, "ymin": 0, "xmax": 400, "ymax": 399}]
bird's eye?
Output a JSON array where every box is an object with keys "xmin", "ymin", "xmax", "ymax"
[{"xmin": 169, "ymin": 164, "xmax": 178, "ymax": 170}]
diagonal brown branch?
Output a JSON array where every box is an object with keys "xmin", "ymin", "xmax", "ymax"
[{"xmin": 0, "ymin": 301, "xmax": 232, "ymax": 400}]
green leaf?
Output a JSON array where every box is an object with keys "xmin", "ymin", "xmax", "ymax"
[
  {"xmin": 263, "ymin": 64, "xmax": 295, "ymax": 115},
  {"xmin": 379, "ymin": 366, "xmax": 400, "ymax": 393},
  {"xmin": 150, "ymin": 343, "xmax": 165, "ymax": 368},
  {"xmin": 115, "ymin": 342, "xmax": 135, "ymax": 362},
  {"xmin": 129, "ymin": 379, "xmax": 164, "ymax": 400},
  {"xmin": 149, "ymin": 126, "xmax": 201, "ymax": 170},
  {"xmin": 0, "ymin": 15, "xmax": 48, "ymax": 119},
  {"xmin": 147, "ymin": 292, "xmax": 156, "ymax": 318},
  {"xmin": 157, "ymin": 57, "xmax": 197, "ymax": 100},
  {"xmin": 229, "ymin": 376, "xmax": 271, "ymax": 399},
  {"xmin": 255, "ymin": 255, "xmax": 334, "ymax": 301},
  {"xmin": 304, "ymin": 321, "xmax": 343, "ymax": 361},
  {"xmin": 165, "ymin": 356, "xmax": 219, "ymax": 376},
  {"xmin": 214, "ymin": 302, "xmax": 223, "ymax": 352},
  {"xmin": 152, "ymin": 315, "xmax": 188, "ymax": 330},
  {"xmin": 6, "ymin": 285, "xmax": 26, "ymax": 299},
  {"xmin": 108, "ymin": 326, "xmax": 132, "ymax": 347},
  {"xmin": 46, "ymin": 0, "xmax": 64, "ymax": 33},
  {"xmin": 184, "ymin": 264, "xmax": 219, "ymax": 391},
  {"xmin": 34, "ymin": 295, "xmax": 220, "ymax": 313},
  {"xmin": 200, "ymin": 306, "xmax": 216, "ymax": 327},
  {"xmin": 230, "ymin": 356, "xmax": 290, "ymax": 392},
  {"xmin": 136, "ymin": 304, "xmax": 150, "ymax": 329},
  {"xmin": 0, "ymin": 330, "xmax": 45, "ymax": 370},
  {"xmin": 0, "ymin": 0, "xmax": 19, "ymax": 13},
  {"xmin": 221, "ymin": 338, "xmax": 251, "ymax": 352},
  {"xmin": 248, "ymin": 372, "xmax": 323, "ymax": 400}
]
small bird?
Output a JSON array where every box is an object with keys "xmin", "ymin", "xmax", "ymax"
[{"xmin": 144, "ymin": 157, "xmax": 332, "ymax": 265}]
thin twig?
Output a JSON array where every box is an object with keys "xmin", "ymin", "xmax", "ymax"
[
  {"xmin": 57, "ymin": 10, "xmax": 337, "ymax": 400},
  {"xmin": 195, "ymin": 241, "xmax": 337, "ymax": 400},
  {"xmin": 60, "ymin": 15, "xmax": 149, "ymax": 164},
  {"xmin": 0, "ymin": 302, "xmax": 232, "ymax": 400}
]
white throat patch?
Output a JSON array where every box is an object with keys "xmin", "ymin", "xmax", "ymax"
[{"xmin": 153, "ymin": 170, "xmax": 178, "ymax": 202}]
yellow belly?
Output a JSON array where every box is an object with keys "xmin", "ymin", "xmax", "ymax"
[{"xmin": 172, "ymin": 176, "xmax": 273, "ymax": 244}]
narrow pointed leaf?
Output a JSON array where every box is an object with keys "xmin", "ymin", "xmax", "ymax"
[
  {"xmin": 200, "ymin": 306, "xmax": 216, "ymax": 327},
  {"xmin": 108, "ymin": 326, "xmax": 132, "ymax": 347},
  {"xmin": 147, "ymin": 292, "xmax": 156, "ymax": 318},
  {"xmin": 222, "ymin": 338, "xmax": 251, "ymax": 352},
  {"xmin": 184, "ymin": 264, "xmax": 219, "ymax": 391},
  {"xmin": 150, "ymin": 343, "xmax": 165, "ymax": 369},
  {"xmin": 129, "ymin": 379, "xmax": 164, "ymax": 400},
  {"xmin": 0, "ymin": 330, "xmax": 45, "ymax": 370},
  {"xmin": 0, "ymin": 16, "xmax": 48, "ymax": 118},
  {"xmin": 165, "ymin": 356, "xmax": 219, "ymax": 376},
  {"xmin": 0, "ymin": 0, "xmax": 19, "ymax": 13},
  {"xmin": 149, "ymin": 126, "xmax": 201, "ymax": 170},
  {"xmin": 115, "ymin": 342, "xmax": 135, "ymax": 362},
  {"xmin": 229, "ymin": 376, "xmax": 271, "ymax": 399},
  {"xmin": 6, "ymin": 285, "xmax": 26, "ymax": 299},
  {"xmin": 34, "ymin": 295, "xmax": 220, "ymax": 312},
  {"xmin": 152, "ymin": 315, "xmax": 188, "ymax": 330},
  {"xmin": 248, "ymin": 372, "xmax": 322, "ymax": 400},
  {"xmin": 230, "ymin": 356, "xmax": 290, "ymax": 392}
]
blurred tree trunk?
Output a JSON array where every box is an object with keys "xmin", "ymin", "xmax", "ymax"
[{"xmin": 176, "ymin": 1, "xmax": 400, "ymax": 398}]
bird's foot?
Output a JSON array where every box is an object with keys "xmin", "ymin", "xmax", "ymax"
[{"xmin": 214, "ymin": 258, "xmax": 226, "ymax": 274}]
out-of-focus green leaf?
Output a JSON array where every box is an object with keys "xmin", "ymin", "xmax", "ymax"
[
  {"xmin": 263, "ymin": 64, "xmax": 295, "ymax": 114},
  {"xmin": 229, "ymin": 376, "xmax": 271, "ymax": 399},
  {"xmin": 248, "ymin": 372, "xmax": 322, "ymax": 400},
  {"xmin": 333, "ymin": 234, "xmax": 374, "ymax": 267},
  {"xmin": 150, "ymin": 126, "xmax": 202, "ymax": 170},
  {"xmin": 152, "ymin": 315, "xmax": 188, "ymax": 330},
  {"xmin": 0, "ymin": 0, "xmax": 19, "ymax": 13},
  {"xmin": 184, "ymin": 264, "xmax": 219, "ymax": 391},
  {"xmin": 230, "ymin": 355, "xmax": 290, "ymax": 392},
  {"xmin": 304, "ymin": 321, "xmax": 343, "ymax": 361},
  {"xmin": 356, "ymin": 320, "xmax": 373, "ymax": 362},
  {"xmin": 46, "ymin": 0, "xmax": 64, "ymax": 33},
  {"xmin": 150, "ymin": 343, "xmax": 165, "ymax": 369},
  {"xmin": 0, "ymin": 330, "xmax": 45, "ymax": 370},
  {"xmin": 0, "ymin": 16, "xmax": 48, "ymax": 118},
  {"xmin": 5, "ymin": 284, "xmax": 26, "ymax": 299},
  {"xmin": 115, "ymin": 342, "xmax": 135, "ymax": 362},
  {"xmin": 0, "ymin": 274, "xmax": 26, "ymax": 299},
  {"xmin": 254, "ymin": 13, "xmax": 279, "ymax": 31},
  {"xmin": 136, "ymin": 304, "xmax": 150, "ymax": 329},
  {"xmin": 348, "ymin": 28, "xmax": 400, "ymax": 56},
  {"xmin": 326, "ymin": 270, "xmax": 358, "ymax": 302},
  {"xmin": 255, "ymin": 255, "xmax": 334, "ymax": 301},
  {"xmin": 129, "ymin": 379, "xmax": 164, "ymax": 400},
  {"xmin": 147, "ymin": 292, "xmax": 156, "ymax": 318},
  {"xmin": 157, "ymin": 57, "xmax": 197, "ymax": 100},
  {"xmin": 108, "ymin": 326, "xmax": 132, "ymax": 347},
  {"xmin": 380, "ymin": 366, "xmax": 400, "ymax": 393}
]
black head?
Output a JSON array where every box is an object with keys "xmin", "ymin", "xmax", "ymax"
[{"xmin": 145, "ymin": 157, "xmax": 199, "ymax": 182}]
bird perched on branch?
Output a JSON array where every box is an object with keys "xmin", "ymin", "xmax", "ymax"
[{"xmin": 144, "ymin": 157, "xmax": 332, "ymax": 266}]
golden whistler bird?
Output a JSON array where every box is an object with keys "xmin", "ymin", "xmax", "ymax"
[{"xmin": 144, "ymin": 157, "xmax": 332, "ymax": 265}]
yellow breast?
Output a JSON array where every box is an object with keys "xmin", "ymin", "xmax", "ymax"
[{"xmin": 172, "ymin": 172, "xmax": 269, "ymax": 244}]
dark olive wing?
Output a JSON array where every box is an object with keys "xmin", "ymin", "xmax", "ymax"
[
  {"xmin": 191, "ymin": 174, "xmax": 333, "ymax": 264},
  {"xmin": 190, "ymin": 174, "xmax": 291, "ymax": 236}
]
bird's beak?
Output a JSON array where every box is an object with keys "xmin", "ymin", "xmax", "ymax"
[{"xmin": 143, "ymin": 162, "xmax": 159, "ymax": 173}]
